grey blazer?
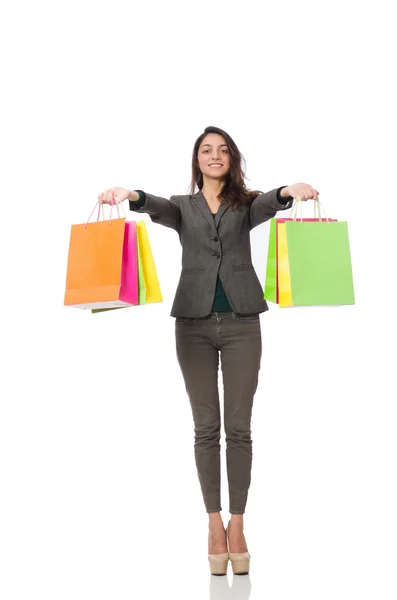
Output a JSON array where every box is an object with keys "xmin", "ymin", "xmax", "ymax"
[{"xmin": 130, "ymin": 188, "xmax": 293, "ymax": 318}]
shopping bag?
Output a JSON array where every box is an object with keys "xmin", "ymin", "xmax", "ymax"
[
  {"xmin": 137, "ymin": 227, "xmax": 147, "ymax": 305},
  {"xmin": 264, "ymin": 199, "xmax": 337, "ymax": 305},
  {"xmin": 91, "ymin": 219, "xmax": 162, "ymax": 312},
  {"xmin": 64, "ymin": 202, "xmax": 138, "ymax": 310},
  {"xmin": 136, "ymin": 220, "xmax": 162, "ymax": 304},
  {"xmin": 263, "ymin": 218, "xmax": 299, "ymax": 306},
  {"xmin": 285, "ymin": 218, "xmax": 355, "ymax": 306},
  {"xmin": 264, "ymin": 219, "xmax": 277, "ymax": 303},
  {"xmin": 277, "ymin": 222, "xmax": 293, "ymax": 307},
  {"xmin": 120, "ymin": 220, "xmax": 139, "ymax": 304},
  {"xmin": 91, "ymin": 220, "xmax": 140, "ymax": 313}
]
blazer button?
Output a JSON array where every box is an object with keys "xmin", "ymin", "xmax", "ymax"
[
  {"xmin": 213, "ymin": 252, "xmax": 220, "ymax": 259},
  {"xmin": 212, "ymin": 236, "xmax": 219, "ymax": 242}
]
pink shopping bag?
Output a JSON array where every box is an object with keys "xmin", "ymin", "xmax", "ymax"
[{"xmin": 119, "ymin": 220, "xmax": 138, "ymax": 305}]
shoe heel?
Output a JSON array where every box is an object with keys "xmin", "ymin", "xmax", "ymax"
[
  {"xmin": 228, "ymin": 551, "xmax": 250, "ymax": 575},
  {"xmin": 208, "ymin": 526, "xmax": 229, "ymax": 575},
  {"xmin": 208, "ymin": 551, "xmax": 229, "ymax": 575}
]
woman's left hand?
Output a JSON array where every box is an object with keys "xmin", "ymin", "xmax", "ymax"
[{"xmin": 286, "ymin": 183, "xmax": 319, "ymax": 201}]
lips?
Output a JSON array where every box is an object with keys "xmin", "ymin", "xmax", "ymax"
[{"xmin": 209, "ymin": 164, "xmax": 223, "ymax": 167}]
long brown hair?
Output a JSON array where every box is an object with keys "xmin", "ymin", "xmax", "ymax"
[{"xmin": 188, "ymin": 126, "xmax": 263, "ymax": 211}]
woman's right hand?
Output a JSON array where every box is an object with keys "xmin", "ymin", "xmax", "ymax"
[{"xmin": 98, "ymin": 187, "xmax": 138, "ymax": 204}]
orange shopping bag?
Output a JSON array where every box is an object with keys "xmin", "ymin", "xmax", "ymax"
[{"xmin": 64, "ymin": 201, "xmax": 138, "ymax": 310}]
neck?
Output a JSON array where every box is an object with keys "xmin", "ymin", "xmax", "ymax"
[{"xmin": 201, "ymin": 176, "xmax": 225, "ymax": 201}]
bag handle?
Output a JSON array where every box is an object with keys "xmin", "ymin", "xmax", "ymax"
[
  {"xmin": 290, "ymin": 197, "xmax": 330, "ymax": 226},
  {"xmin": 84, "ymin": 197, "xmax": 126, "ymax": 229}
]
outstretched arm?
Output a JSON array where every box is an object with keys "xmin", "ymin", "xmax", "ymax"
[
  {"xmin": 97, "ymin": 187, "xmax": 181, "ymax": 233},
  {"xmin": 249, "ymin": 186, "xmax": 294, "ymax": 230},
  {"xmin": 249, "ymin": 183, "xmax": 320, "ymax": 230},
  {"xmin": 128, "ymin": 190, "xmax": 181, "ymax": 233}
]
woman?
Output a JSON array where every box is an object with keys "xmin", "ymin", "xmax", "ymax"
[{"xmin": 98, "ymin": 126, "xmax": 319, "ymax": 575}]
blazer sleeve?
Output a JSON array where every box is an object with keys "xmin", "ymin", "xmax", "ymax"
[
  {"xmin": 129, "ymin": 190, "xmax": 181, "ymax": 233},
  {"xmin": 249, "ymin": 187, "xmax": 294, "ymax": 230}
]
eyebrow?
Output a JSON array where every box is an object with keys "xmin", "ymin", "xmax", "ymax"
[{"xmin": 200, "ymin": 143, "xmax": 228, "ymax": 148}]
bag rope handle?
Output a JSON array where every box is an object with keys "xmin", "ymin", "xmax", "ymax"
[
  {"xmin": 84, "ymin": 196, "xmax": 126, "ymax": 229},
  {"xmin": 290, "ymin": 196, "xmax": 331, "ymax": 226}
]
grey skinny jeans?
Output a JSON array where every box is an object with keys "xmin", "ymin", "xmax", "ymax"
[{"xmin": 175, "ymin": 311, "xmax": 262, "ymax": 514}]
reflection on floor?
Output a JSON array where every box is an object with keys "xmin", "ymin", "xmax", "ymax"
[{"xmin": 210, "ymin": 573, "xmax": 252, "ymax": 600}]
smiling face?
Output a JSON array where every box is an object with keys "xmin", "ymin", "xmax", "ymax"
[{"xmin": 197, "ymin": 133, "xmax": 230, "ymax": 181}]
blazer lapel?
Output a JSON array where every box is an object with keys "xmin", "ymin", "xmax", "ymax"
[{"xmin": 191, "ymin": 189, "xmax": 230, "ymax": 232}]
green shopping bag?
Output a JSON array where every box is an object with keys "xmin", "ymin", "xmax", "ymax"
[
  {"xmin": 136, "ymin": 235, "xmax": 146, "ymax": 304},
  {"xmin": 264, "ymin": 200, "xmax": 336, "ymax": 305},
  {"xmin": 285, "ymin": 218, "xmax": 355, "ymax": 306},
  {"xmin": 264, "ymin": 219, "xmax": 277, "ymax": 303}
]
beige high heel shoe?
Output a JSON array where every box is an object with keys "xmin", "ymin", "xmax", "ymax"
[
  {"xmin": 208, "ymin": 527, "xmax": 229, "ymax": 575},
  {"xmin": 228, "ymin": 550, "xmax": 250, "ymax": 575},
  {"xmin": 227, "ymin": 522, "xmax": 250, "ymax": 575}
]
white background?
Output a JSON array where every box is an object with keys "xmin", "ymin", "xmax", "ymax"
[{"xmin": 1, "ymin": 1, "xmax": 396, "ymax": 598}]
